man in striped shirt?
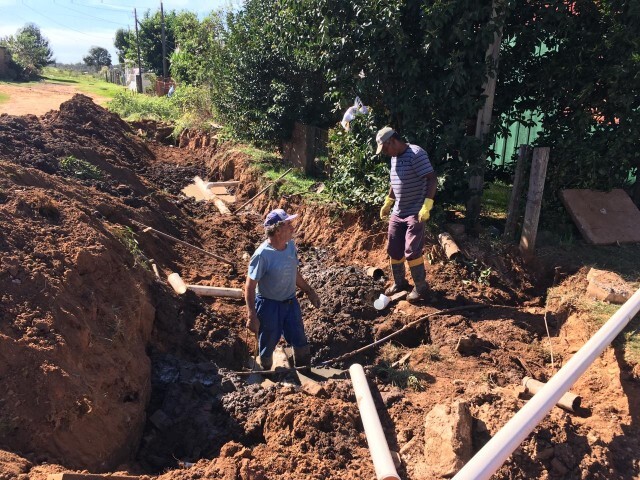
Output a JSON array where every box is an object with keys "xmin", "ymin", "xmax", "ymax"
[{"xmin": 376, "ymin": 127, "xmax": 437, "ymax": 302}]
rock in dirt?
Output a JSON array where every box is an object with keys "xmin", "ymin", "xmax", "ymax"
[
  {"xmin": 586, "ymin": 268, "xmax": 633, "ymax": 304},
  {"xmin": 423, "ymin": 400, "xmax": 473, "ymax": 477}
]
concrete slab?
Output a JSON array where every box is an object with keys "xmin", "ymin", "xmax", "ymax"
[{"xmin": 560, "ymin": 189, "xmax": 640, "ymax": 245}]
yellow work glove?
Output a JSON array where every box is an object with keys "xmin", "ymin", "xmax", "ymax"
[
  {"xmin": 379, "ymin": 196, "xmax": 395, "ymax": 220},
  {"xmin": 418, "ymin": 198, "xmax": 434, "ymax": 222}
]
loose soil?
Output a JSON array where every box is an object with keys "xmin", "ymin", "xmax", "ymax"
[{"xmin": 0, "ymin": 95, "xmax": 639, "ymax": 480}]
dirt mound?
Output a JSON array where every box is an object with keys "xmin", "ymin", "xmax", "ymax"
[{"xmin": 1, "ymin": 96, "xmax": 639, "ymax": 480}]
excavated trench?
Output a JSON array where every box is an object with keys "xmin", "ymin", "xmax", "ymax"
[{"xmin": 1, "ymin": 96, "xmax": 639, "ymax": 480}]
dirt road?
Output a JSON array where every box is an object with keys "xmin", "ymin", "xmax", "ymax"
[{"xmin": 0, "ymin": 81, "xmax": 110, "ymax": 116}]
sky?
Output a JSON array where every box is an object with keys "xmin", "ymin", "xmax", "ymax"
[{"xmin": 0, "ymin": 0, "xmax": 231, "ymax": 64}]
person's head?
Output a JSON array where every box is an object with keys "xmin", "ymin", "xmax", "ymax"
[
  {"xmin": 375, "ymin": 127, "xmax": 405, "ymax": 156},
  {"xmin": 264, "ymin": 208, "xmax": 298, "ymax": 238}
]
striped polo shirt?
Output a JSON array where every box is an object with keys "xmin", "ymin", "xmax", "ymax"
[{"xmin": 390, "ymin": 144, "xmax": 434, "ymax": 217}]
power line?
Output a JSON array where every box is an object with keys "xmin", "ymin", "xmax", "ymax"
[
  {"xmin": 72, "ymin": 0, "xmax": 135, "ymax": 12},
  {"xmin": 53, "ymin": 0, "xmax": 129, "ymax": 26},
  {"xmin": 21, "ymin": 0, "xmax": 108, "ymax": 38}
]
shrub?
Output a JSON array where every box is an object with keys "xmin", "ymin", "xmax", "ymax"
[{"xmin": 326, "ymin": 113, "xmax": 388, "ymax": 209}]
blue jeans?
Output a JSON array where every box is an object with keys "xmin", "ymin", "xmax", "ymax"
[{"xmin": 255, "ymin": 295, "xmax": 307, "ymax": 359}]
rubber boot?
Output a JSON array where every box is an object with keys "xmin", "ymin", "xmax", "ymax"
[
  {"xmin": 385, "ymin": 258, "xmax": 410, "ymax": 296},
  {"xmin": 407, "ymin": 258, "xmax": 428, "ymax": 302},
  {"xmin": 293, "ymin": 345, "xmax": 311, "ymax": 371},
  {"xmin": 256, "ymin": 355, "xmax": 273, "ymax": 371}
]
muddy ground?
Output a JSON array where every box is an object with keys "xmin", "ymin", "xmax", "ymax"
[{"xmin": 0, "ymin": 95, "xmax": 639, "ymax": 480}]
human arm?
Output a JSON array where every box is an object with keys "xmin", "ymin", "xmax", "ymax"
[
  {"xmin": 418, "ymin": 171, "xmax": 438, "ymax": 222},
  {"xmin": 245, "ymin": 276, "xmax": 259, "ymax": 333},
  {"xmin": 379, "ymin": 188, "xmax": 396, "ymax": 219},
  {"xmin": 296, "ymin": 270, "xmax": 320, "ymax": 308}
]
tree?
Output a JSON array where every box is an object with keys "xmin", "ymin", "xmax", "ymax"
[
  {"xmin": 83, "ymin": 46, "xmax": 112, "ymax": 69},
  {"xmin": 170, "ymin": 11, "xmax": 226, "ymax": 86},
  {"xmin": 114, "ymin": 28, "xmax": 131, "ymax": 64},
  {"xmin": 0, "ymin": 23, "xmax": 54, "ymax": 79},
  {"xmin": 495, "ymin": 0, "xmax": 640, "ymax": 223}
]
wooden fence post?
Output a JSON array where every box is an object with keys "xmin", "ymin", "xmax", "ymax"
[
  {"xmin": 519, "ymin": 147, "xmax": 550, "ymax": 260},
  {"xmin": 503, "ymin": 145, "xmax": 531, "ymax": 241}
]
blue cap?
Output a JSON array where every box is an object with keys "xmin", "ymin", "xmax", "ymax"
[{"xmin": 264, "ymin": 208, "xmax": 298, "ymax": 227}]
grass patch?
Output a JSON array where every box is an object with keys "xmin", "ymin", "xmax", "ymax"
[
  {"xmin": 42, "ymin": 67, "xmax": 124, "ymax": 99},
  {"xmin": 112, "ymin": 226, "xmax": 150, "ymax": 270},
  {"xmin": 482, "ymin": 181, "xmax": 510, "ymax": 220},
  {"xmin": 107, "ymin": 85, "xmax": 215, "ymax": 137},
  {"xmin": 580, "ymin": 299, "xmax": 640, "ymax": 375},
  {"xmin": 107, "ymin": 90, "xmax": 178, "ymax": 122},
  {"xmin": 59, "ymin": 156, "xmax": 103, "ymax": 180},
  {"xmin": 237, "ymin": 146, "xmax": 333, "ymax": 204},
  {"xmin": 372, "ymin": 361, "xmax": 426, "ymax": 391},
  {"xmin": 0, "ymin": 91, "xmax": 9, "ymax": 104}
]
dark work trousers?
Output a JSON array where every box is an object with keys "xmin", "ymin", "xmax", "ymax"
[{"xmin": 387, "ymin": 213, "xmax": 425, "ymax": 261}]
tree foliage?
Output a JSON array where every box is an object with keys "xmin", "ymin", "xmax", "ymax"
[
  {"xmin": 209, "ymin": 0, "xmax": 331, "ymax": 145},
  {"xmin": 114, "ymin": 29, "xmax": 129, "ymax": 64},
  {"xmin": 327, "ymin": 113, "xmax": 388, "ymax": 208},
  {"xmin": 83, "ymin": 46, "xmax": 112, "ymax": 69},
  {"xmin": 496, "ymin": 0, "xmax": 640, "ymax": 222},
  {"xmin": 170, "ymin": 11, "xmax": 226, "ymax": 86},
  {"xmin": 134, "ymin": 0, "xmax": 640, "ymax": 219},
  {"xmin": 113, "ymin": 10, "xmax": 182, "ymax": 76},
  {"xmin": 0, "ymin": 23, "xmax": 54, "ymax": 80}
]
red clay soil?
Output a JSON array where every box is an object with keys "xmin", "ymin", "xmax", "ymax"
[{"xmin": 0, "ymin": 95, "xmax": 639, "ymax": 480}]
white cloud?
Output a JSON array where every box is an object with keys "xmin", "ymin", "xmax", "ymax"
[{"xmin": 43, "ymin": 27, "xmax": 118, "ymax": 63}]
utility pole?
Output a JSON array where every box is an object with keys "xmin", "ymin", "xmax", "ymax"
[
  {"xmin": 134, "ymin": 8, "xmax": 143, "ymax": 93},
  {"xmin": 161, "ymin": 1, "xmax": 167, "ymax": 83}
]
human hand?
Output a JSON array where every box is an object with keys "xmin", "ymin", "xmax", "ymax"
[
  {"xmin": 246, "ymin": 311, "xmax": 259, "ymax": 334},
  {"xmin": 307, "ymin": 289, "xmax": 321, "ymax": 308},
  {"xmin": 379, "ymin": 196, "xmax": 394, "ymax": 220},
  {"xmin": 418, "ymin": 198, "xmax": 434, "ymax": 222}
]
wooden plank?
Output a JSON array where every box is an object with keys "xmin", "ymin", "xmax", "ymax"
[
  {"xmin": 519, "ymin": 147, "xmax": 550, "ymax": 260},
  {"xmin": 560, "ymin": 189, "xmax": 640, "ymax": 245},
  {"xmin": 504, "ymin": 145, "xmax": 531, "ymax": 241}
]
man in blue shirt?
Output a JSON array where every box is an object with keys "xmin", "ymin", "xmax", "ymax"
[
  {"xmin": 245, "ymin": 208, "xmax": 320, "ymax": 370},
  {"xmin": 376, "ymin": 127, "xmax": 437, "ymax": 302}
]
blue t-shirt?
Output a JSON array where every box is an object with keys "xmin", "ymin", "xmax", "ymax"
[
  {"xmin": 390, "ymin": 144, "xmax": 434, "ymax": 217},
  {"xmin": 248, "ymin": 240, "xmax": 298, "ymax": 300}
]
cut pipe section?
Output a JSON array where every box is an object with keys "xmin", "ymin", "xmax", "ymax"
[
  {"xmin": 167, "ymin": 272, "xmax": 187, "ymax": 294},
  {"xmin": 187, "ymin": 285, "xmax": 243, "ymax": 299},
  {"xmin": 523, "ymin": 376, "xmax": 581, "ymax": 412},
  {"xmin": 349, "ymin": 363, "xmax": 400, "ymax": 480},
  {"xmin": 453, "ymin": 286, "xmax": 640, "ymax": 480}
]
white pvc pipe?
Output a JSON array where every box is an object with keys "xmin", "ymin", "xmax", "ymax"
[
  {"xmin": 349, "ymin": 363, "xmax": 400, "ymax": 480},
  {"xmin": 187, "ymin": 285, "xmax": 243, "ymax": 299},
  {"xmin": 167, "ymin": 272, "xmax": 187, "ymax": 294},
  {"xmin": 453, "ymin": 287, "xmax": 640, "ymax": 480}
]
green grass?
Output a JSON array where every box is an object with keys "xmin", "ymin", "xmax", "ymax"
[
  {"xmin": 482, "ymin": 181, "xmax": 511, "ymax": 219},
  {"xmin": 580, "ymin": 299, "xmax": 640, "ymax": 374},
  {"xmin": 42, "ymin": 67, "xmax": 124, "ymax": 99},
  {"xmin": 107, "ymin": 89, "xmax": 178, "ymax": 122},
  {"xmin": 237, "ymin": 146, "xmax": 333, "ymax": 204},
  {"xmin": 0, "ymin": 91, "xmax": 9, "ymax": 104}
]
